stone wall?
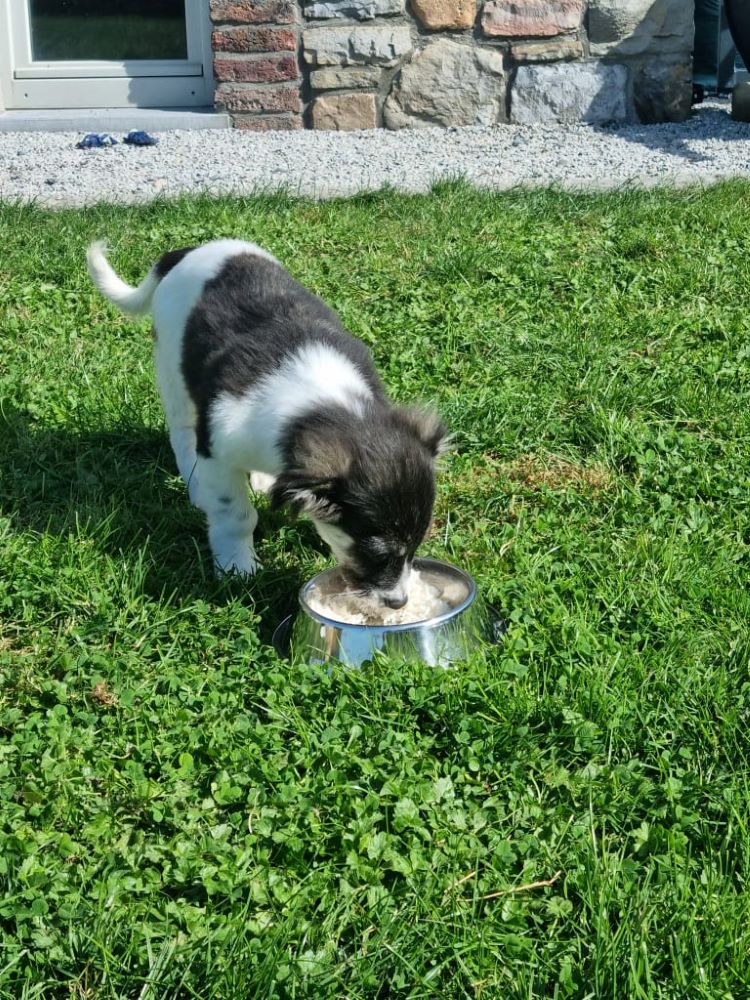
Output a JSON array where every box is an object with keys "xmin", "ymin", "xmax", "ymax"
[
  {"xmin": 211, "ymin": 0, "xmax": 694, "ymax": 130},
  {"xmin": 211, "ymin": 0, "xmax": 303, "ymax": 130}
]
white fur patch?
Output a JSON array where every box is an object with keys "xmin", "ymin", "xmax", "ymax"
[
  {"xmin": 314, "ymin": 522, "xmax": 354, "ymax": 565},
  {"xmin": 208, "ymin": 342, "xmax": 372, "ymax": 473}
]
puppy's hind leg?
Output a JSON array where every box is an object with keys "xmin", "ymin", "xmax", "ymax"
[
  {"xmin": 154, "ymin": 339, "xmax": 201, "ymax": 506},
  {"xmin": 169, "ymin": 425, "xmax": 201, "ymax": 507},
  {"xmin": 196, "ymin": 458, "xmax": 260, "ymax": 577}
]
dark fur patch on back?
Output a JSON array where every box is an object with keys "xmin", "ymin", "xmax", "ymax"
[
  {"xmin": 155, "ymin": 247, "xmax": 194, "ymax": 279},
  {"xmin": 181, "ymin": 253, "xmax": 386, "ymax": 456}
]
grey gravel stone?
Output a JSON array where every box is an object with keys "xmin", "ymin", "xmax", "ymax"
[
  {"xmin": 384, "ymin": 39, "xmax": 506, "ymax": 129},
  {"xmin": 587, "ymin": 0, "xmax": 693, "ymax": 58},
  {"xmin": 511, "ymin": 63, "xmax": 628, "ymax": 125},
  {"xmin": 1, "ymin": 101, "xmax": 749, "ymax": 208},
  {"xmin": 310, "ymin": 65, "xmax": 383, "ymax": 90},
  {"xmin": 305, "ymin": 0, "xmax": 403, "ymax": 18},
  {"xmin": 302, "ymin": 25, "xmax": 412, "ymax": 65}
]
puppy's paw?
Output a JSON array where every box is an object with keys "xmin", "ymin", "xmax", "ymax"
[
  {"xmin": 250, "ymin": 471, "xmax": 276, "ymax": 495},
  {"xmin": 214, "ymin": 544, "xmax": 261, "ymax": 579}
]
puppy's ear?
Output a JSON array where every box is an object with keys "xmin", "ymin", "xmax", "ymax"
[
  {"xmin": 269, "ymin": 474, "xmax": 342, "ymax": 522},
  {"xmin": 297, "ymin": 431, "xmax": 353, "ymax": 482},
  {"xmin": 394, "ymin": 406, "xmax": 449, "ymax": 457},
  {"xmin": 271, "ymin": 425, "xmax": 354, "ymax": 519}
]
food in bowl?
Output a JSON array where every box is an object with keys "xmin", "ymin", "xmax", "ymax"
[{"xmin": 305, "ymin": 566, "xmax": 468, "ymax": 626}]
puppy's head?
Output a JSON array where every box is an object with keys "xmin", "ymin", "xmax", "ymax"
[{"xmin": 271, "ymin": 405, "xmax": 447, "ymax": 607}]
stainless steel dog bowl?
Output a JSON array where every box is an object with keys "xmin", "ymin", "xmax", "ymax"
[{"xmin": 273, "ymin": 558, "xmax": 501, "ymax": 668}]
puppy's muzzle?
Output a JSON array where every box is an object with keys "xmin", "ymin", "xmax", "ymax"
[{"xmin": 384, "ymin": 594, "xmax": 408, "ymax": 610}]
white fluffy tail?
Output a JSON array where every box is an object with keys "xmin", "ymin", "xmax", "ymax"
[{"xmin": 86, "ymin": 241, "xmax": 160, "ymax": 317}]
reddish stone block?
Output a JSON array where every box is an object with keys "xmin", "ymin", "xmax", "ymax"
[
  {"xmin": 215, "ymin": 83, "xmax": 301, "ymax": 113},
  {"xmin": 210, "ymin": 0, "xmax": 297, "ymax": 25},
  {"xmin": 232, "ymin": 113, "xmax": 303, "ymax": 130},
  {"xmin": 213, "ymin": 55, "xmax": 299, "ymax": 83},
  {"xmin": 481, "ymin": 0, "xmax": 582, "ymax": 38},
  {"xmin": 212, "ymin": 26, "xmax": 297, "ymax": 53}
]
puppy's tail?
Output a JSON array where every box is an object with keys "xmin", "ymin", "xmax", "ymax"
[{"xmin": 86, "ymin": 240, "xmax": 161, "ymax": 317}]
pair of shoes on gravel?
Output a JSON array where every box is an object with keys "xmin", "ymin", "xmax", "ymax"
[{"xmin": 76, "ymin": 130, "xmax": 158, "ymax": 149}]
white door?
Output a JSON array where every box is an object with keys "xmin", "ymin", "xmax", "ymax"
[{"xmin": 0, "ymin": 0, "xmax": 213, "ymax": 109}]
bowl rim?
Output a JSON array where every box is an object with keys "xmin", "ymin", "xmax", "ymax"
[{"xmin": 297, "ymin": 557, "xmax": 477, "ymax": 633}]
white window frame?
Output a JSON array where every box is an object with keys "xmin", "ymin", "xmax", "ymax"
[{"xmin": 0, "ymin": 0, "xmax": 214, "ymax": 109}]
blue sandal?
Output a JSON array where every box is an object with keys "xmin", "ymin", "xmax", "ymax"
[
  {"xmin": 123, "ymin": 130, "xmax": 159, "ymax": 146},
  {"xmin": 76, "ymin": 132, "xmax": 119, "ymax": 148}
]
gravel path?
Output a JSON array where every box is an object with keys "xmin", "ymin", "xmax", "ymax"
[{"xmin": 2, "ymin": 100, "xmax": 750, "ymax": 206}]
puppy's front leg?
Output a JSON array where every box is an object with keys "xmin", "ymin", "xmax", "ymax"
[
  {"xmin": 250, "ymin": 471, "xmax": 276, "ymax": 495},
  {"xmin": 196, "ymin": 458, "xmax": 260, "ymax": 577}
]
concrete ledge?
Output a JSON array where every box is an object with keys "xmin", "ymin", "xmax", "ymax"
[{"xmin": 0, "ymin": 107, "xmax": 231, "ymax": 132}]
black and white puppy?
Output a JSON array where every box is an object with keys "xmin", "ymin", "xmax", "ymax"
[{"xmin": 87, "ymin": 239, "xmax": 445, "ymax": 608}]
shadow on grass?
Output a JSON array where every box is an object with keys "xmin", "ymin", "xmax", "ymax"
[{"xmin": 0, "ymin": 407, "xmax": 320, "ymax": 644}]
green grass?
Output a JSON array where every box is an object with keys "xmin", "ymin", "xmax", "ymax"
[{"xmin": 1, "ymin": 182, "xmax": 749, "ymax": 998}]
